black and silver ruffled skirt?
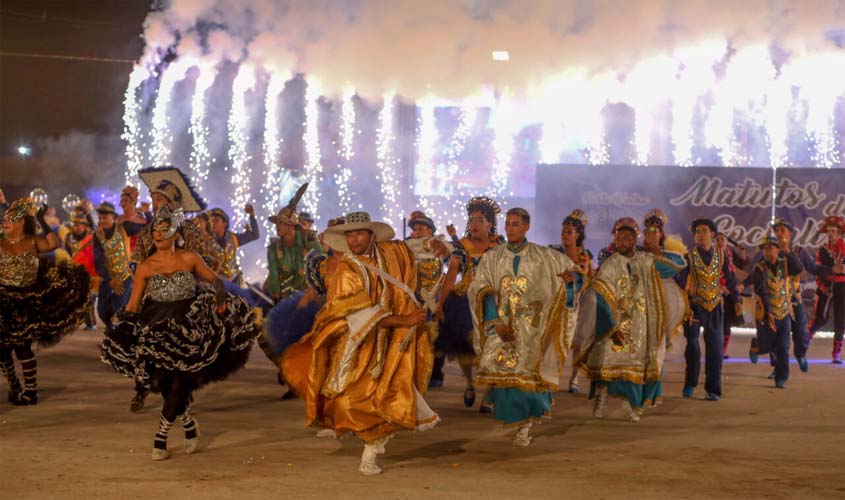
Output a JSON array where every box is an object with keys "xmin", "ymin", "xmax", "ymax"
[
  {"xmin": 0, "ymin": 262, "xmax": 90, "ymax": 347},
  {"xmin": 100, "ymin": 286, "xmax": 260, "ymax": 392}
]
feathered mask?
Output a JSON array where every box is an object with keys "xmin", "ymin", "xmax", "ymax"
[
  {"xmin": 152, "ymin": 205, "xmax": 185, "ymax": 239},
  {"xmin": 3, "ymin": 198, "xmax": 37, "ymax": 223}
]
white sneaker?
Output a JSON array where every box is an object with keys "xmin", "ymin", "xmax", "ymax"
[
  {"xmin": 621, "ymin": 400, "xmax": 640, "ymax": 422},
  {"xmin": 151, "ymin": 448, "xmax": 170, "ymax": 461},
  {"xmin": 512, "ymin": 423, "xmax": 532, "ymax": 446},
  {"xmin": 358, "ymin": 444, "xmax": 382, "ymax": 475}
]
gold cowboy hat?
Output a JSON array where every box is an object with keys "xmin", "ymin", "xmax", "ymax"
[{"xmin": 322, "ymin": 211, "xmax": 395, "ymax": 253}]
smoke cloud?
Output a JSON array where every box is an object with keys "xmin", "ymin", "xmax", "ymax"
[{"xmin": 138, "ymin": 0, "xmax": 845, "ymax": 100}]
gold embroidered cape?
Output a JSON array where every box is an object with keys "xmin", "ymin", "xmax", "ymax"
[
  {"xmin": 574, "ymin": 251, "xmax": 681, "ymax": 384},
  {"xmin": 467, "ymin": 242, "xmax": 577, "ymax": 392},
  {"xmin": 281, "ymin": 240, "xmax": 437, "ymax": 443}
]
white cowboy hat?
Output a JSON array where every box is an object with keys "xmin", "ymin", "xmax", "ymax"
[{"xmin": 322, "ymin": 211, "xmax": 395, "ymax": 253}]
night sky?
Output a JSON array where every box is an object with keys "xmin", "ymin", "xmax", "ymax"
[{"xmin": 0, "ymin": 0, "xmax": 149, "ymax": 196}]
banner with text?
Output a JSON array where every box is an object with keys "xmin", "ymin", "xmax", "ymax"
[{"xmin": 535, "ymin": 164, "xmax": 845, "ymax": 255}]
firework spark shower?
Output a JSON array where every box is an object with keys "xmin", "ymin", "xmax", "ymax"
[{"xmin": 121, "ymin": 0, "xmax": 845, "ymax": 269}]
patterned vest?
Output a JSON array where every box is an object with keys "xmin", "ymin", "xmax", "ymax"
[
  {"xmin": 211, "ymin": 232, "xmax": 240, "ymax": 280},
  {"xmin": 757, "ymin": 259, "xmax": 792, "ymax": 321},
  {"xmin": 99, "ymin": 226, "xmax": 132, "ymax": 282},
  {"xmin": 688, "ymin": 247, "xmax": 723, "ymax": 312}
]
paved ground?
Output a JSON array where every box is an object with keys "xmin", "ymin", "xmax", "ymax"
[{"xmin": 1, "ymin": 330, "xmax": 843, "ymax": 500}]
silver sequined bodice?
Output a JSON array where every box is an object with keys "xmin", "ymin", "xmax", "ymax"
[
  {"xmin": 146, "ymin": 271, "xmax": 196, "ymax": 302},
  {"xmin": 0, "ymin": 252, "xmax": 39, "ymax": 287}
]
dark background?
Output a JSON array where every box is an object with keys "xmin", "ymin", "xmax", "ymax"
[{"xmin": 0, "ymin": 0, "xmax": 149, "ymax": 197}]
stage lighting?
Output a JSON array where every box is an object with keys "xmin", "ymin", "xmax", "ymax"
[{"xmin": 17, "ymin": 145, "xmax": 31, "ymax": 156}]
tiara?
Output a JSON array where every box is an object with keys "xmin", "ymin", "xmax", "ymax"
[
  {"xmin": 644, "ymin": 208, "xmax": 668, "ymax": 227},
  {"xmin": 565, "ymin": 208, "xmax": 588, "ymax": 228},
  {"xmin": 466, "ymin": 196, "xmax": 501, "ymax": 215}
]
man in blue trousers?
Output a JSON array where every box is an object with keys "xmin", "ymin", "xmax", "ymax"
[
  {"xmin": 93, "ymin": 202, "xmax": 136, "ymax": 328},
  {"xmin": 749, "ymin": 236, "xmax": 803, "ymax": 388},
  {"xmin": 677, "ymin": 218, "xmax": 737, "ymax": 401}
]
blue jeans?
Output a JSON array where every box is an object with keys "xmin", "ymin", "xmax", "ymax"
[
  {"xmin": 98, "ymin": 277, "xmax": 132, "ymax": 327},
  {"xmin": 684, "ymin": 304, "xmax": 724, "ymax": 396}
]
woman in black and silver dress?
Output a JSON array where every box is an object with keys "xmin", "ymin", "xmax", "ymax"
[
  {"xmin": 100, "ymin": 206, "xmax": 260, "ymax": 461},
  {"xmin": 0, "ymin": 198, "xmax": 90, "ymax": 405}
]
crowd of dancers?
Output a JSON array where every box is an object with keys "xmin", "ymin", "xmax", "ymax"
[{"xmin": 1, "ymin": 165, "xmax": 844, "ymax": 475}]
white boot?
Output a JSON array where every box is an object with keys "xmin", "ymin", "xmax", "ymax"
[
  {"xmin": 316, "ymin": 429, "xmax": 336, "ymax": 438},
  {"xmin": 358, "ymin": 435, "xmax": 391, "ymax": 476},
  {"xmin": 151, "ymin": 448, "xmax": 170, "ymax": 461},
  {"xmin": 593, "ymin": 386, "xmax": 608, "ymax": 419},
  {"xmin": 621, "ymin": 400, "xmax": 641, "ymax": 422},
  {"xmin": 512, "ymin": 423, "xmax": 533, "ymax": 447},
  {"xmin": 184, "ymin": 420, "xmax": 200, "ymax": 454}
]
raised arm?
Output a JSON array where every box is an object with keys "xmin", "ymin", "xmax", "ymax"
[
  {"xmin": 435, "ymin": 255, "xmax": 462, "ymax": 318},
  {"xmin": 233, "ymin": 207, "xmax": 260, "ymax": 246},
  {"xmin": 33, "ymin": 205, "xmax": 59, "ymax": 253}
]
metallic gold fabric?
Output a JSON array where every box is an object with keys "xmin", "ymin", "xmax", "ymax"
[
  {"xmin": 454, "ymin": 236, "xmax": 499, "ymax": 296},
  {"xmin": 468, "ymin": 243, "xmax": 577, "ymax": 392},
  {"xmin": 98, "ymin": 226, "xmax": 132, "ymax": 282},
  {"xmin": 687, "ymin": 247, "xmax": 724, "ymax": 312},
  {"xmin": 281, "ymin": 241, "xmax": 436, "ymax": 443},
  {"xmin": 0, "ymin": 252, "xmax": 39, "ymax": 287},
  {"xmin": 574, "ymin": 251, "xmax": 669, "ymax": 385},
  {"xmin": 790, "ymin": 275, "xmax": 802, "ymax": 302},
  {"xmin": 405, "ymin": 236, "xmax": 452, "ymax": 314},
  {"xmin": 66, "ymin": 233, "xmax": 91, "ymax": 256},
  {"xmin": 210, "ymin": 232, "xmax": 240, "ymax": 280},
  {"xmin": 756, "ymin": 260, "xmax": 793, "ymax": 321}
]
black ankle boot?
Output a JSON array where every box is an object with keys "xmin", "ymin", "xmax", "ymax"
[
  {"xmin": 8, "ymin": 389, "xmax": 21, "ymax": 404},
  {"xmin": 7, "ymin": 380, "xmax": 22, "ymax": 403},
  {"xmin": 13, "ymin": 389, "xmax": 37, "ymax": 406},
  {"xmin": 130, "ymin": 388, "xmax": 149, "ymax": 413}
]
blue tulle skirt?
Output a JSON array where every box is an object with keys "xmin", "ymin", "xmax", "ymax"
[
  {"xmin": 264, "ymin": 291, "xmax": 322, "ymax": 357},
  {"xmin": 435, "ymin": 292, "xmax": 476, "ymax": 358},
  {"xmin": 223, "ymin": 280, "xmax": 275, "ymax": 311}
]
